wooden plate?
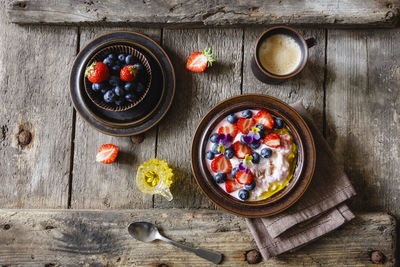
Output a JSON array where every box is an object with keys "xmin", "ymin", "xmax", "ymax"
[
  {"xmin": 191, "ymin": 94, "xmax": 316, "ymax": 218},
  {"xmin": 70, "ymin": 31, "xmax": 175, "ymax": 136}
]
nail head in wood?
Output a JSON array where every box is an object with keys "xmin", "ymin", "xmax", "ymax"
[
  {"xmin": 245, "ymin": 249, "xmax": 262, "ymax": 264},
  {"xmin": 131, "ymin": 134, "xmax": 144, "ymax": 144},
  {"xmin": 370, "ymin": 250, "xmax": 385, "ymax": 264},
  {"xmin": 3, "ymin": 224, "xmax": 11, "ymax": 230},
  {"xmin": 17, "ymin": 129, "xmax": 31, "ymax": 146}
]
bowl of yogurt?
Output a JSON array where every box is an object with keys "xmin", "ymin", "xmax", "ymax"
[{"xmin": 191, "ymin": 94, "xmax": 316, "ymax": 218}]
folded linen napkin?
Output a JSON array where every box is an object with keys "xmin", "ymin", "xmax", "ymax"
[{"xmin": 246, "ymin": 101, "xmax": 356, "ymax": 260}]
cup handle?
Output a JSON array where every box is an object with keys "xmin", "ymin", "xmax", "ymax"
[
  {"xmin": 160, "ymin": 188, "xmax": 173, "ymax": 201},
  {"xmin": 305, "ymin": 37, "xmax": 317, "ymax": 48}
]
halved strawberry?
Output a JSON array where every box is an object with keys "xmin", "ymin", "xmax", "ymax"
[
  {"xmin": 211, "ymin": 154, "xmax": 232, "ymax": 174},
  {"xmin": 263, "ymin": 133, "xmax": 281, "ymax": 148},
  {"xmin": 236, "ymin": 170, "xmax": 253, "ymax": 185},
  {"xmin": 186, "ymin": 48, "xmax": 216, "ymax": 73},
  {"xmin": 254, "ymin": 110, "xmax": 274, "ymax": 130},
  {"xmin": 233, "ymin": 141, "xmax": 252, "ymax": 159},
  {"xmin": 237, "ymin": 118, "xmax": 255, "ymax": 134},
  {"xmin": 225, "ymin": 179, "xmax": 242, "ymax": 193},
  {"xmin": 218, "ymin": 124, "xmax": 238, "ymax": 138},
  {"xmin": 96, "ymin": 144, "xmax": 119, "ymax": 164}
]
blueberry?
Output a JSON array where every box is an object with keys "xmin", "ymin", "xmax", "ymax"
[
  {"xmin": 250, "ymin": 141, "xmax": 261, "ymax": 150},
  {"xmin": 251, "ymin": 152, "xmax": 260, "ymax": 164},
  {"xmin": 133, "ymin": 63, "xmax": 143, "ymax": 72},
  {"xmin": 211, "ymin": 144, "xmax": 219, "ymax": 154},
  {"xmin": 242, "ymin": 110, "xmax": 252, "ymax": 119},
  {"xmin": 100, "ymin": 88, "xmax": 107, "ymax": 94},
  {"xmin": 114, "ymin": 85, "xmax": 125, "ymax": 97},
  {"xmin": 108, "ymin": 76, "xmax": 121, "ymax": 86},
  {"xmin": 124, "ymin": 82, "xmax": 134, "ymax": 91},
  {"xmin": 245, "ymin": 180, "xmax": 256, "ymax": 191},
  {"xmin": 103, "ymin": 90, "xmax": 116, "ymax": 103},
  {"xmin": 134, "ymin": 82, "xmax": 145, "ymax": 94},
  {"xmin": 227, "ymin": 114, "xmax": 238, "ymax": 124},
  {"xmin": 125, "ymin": 93, "xmax": 135, "ymax": 103},
  {"xmin": 107, "ymin": 53, "xmax": 116, "ymax": 60},
  {"xmin": 114, "ymin": 98, "xmax": 123, "ymax": 106},
  {"xmin": 255, "ymin": 123, "xmax": 265, "ymax": 131},
  {"xmin": 214, "ymin": 173, "xmax": 227, "ymax": 184},
  {"xmin": 118, "ymin": 54, "xmax": 126, "ymax": 62},
  {"xmin": 274, "ymin": 117, "xmax": 284, "ymax": 129},
  {"xmin": 231, "ymin": 167, "xmax": 239, "ymax": 178},
  {"xmin": 92, "ymin": 82, "xmax": 104, "ymax": 92},
  {"xmin": 224, "ymin": 148, "xmax": 234, "ymax": 159},
  {"xmin": 240, "ymin": 135, "xmax": 248, "ymax": 144},
  {"xmin": 261, "ymin": 148, "xmax": 273, "ymax": 158},
  {"xmin": 103, "ymin": 57, "xmax": 113, "ymax": 67},
  {"xmin": 238, "ymin": 189, "xmax": 250, "ymax": 200},
  {"xmin": 111, "ymin": 64, "xmax": 121, "ymax": 74},
  {"xmin": 125, "ymin": 54, "xmax": 135, "ymax": 65},
  {"xmin": 206, "ymin": 151, "xmax": 215, "ymax": 160},
  {"xmin": 210, "ymin": 133, "xmax": 219, "ymax": 143}
]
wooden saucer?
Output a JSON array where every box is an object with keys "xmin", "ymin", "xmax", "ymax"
[{"xmin": 191, "ymin": 94, "xmax": 316, "ymax": 218}]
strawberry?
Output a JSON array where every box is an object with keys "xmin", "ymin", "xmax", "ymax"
[
  {"xmin": 225, "ymin": 179, "xmax": 242, "ymax": 193},
  {"xmin": 120, "ymin": 65, "xmax": 139, "ymax": 82},
  {"xmin": 236, "ymin": 170, "xmax": 253, "ymax": 185},
  {"xmin": 218, "ymin": 124, "xmax": 238, "ymax": 138},
  {"xmin": 211, "ymin": 154, "xmax": 232, "ymax": 174},
  {"xmin": 186, "ymin": 48, "xmax": 216, "ymax": 73},
  {"xmin": 96, "ymin": 144, "xmax": 119, "ymax": 164},
  {"xmin": 254, "ymin": 110, "xmax": 274, "ymax": 130},
  {"xmin": 85, "ymin": 61, "xmax": 109, "ymax": 83},
  {"xmin": 263, "ymin": 133, "xmax": 281, "ymax": 148},
  {"xmin": 233, "ymin": 141, "xmax": 252, "ymax": 159},
  {"xmin": 237, "ymin": 118, "xmax": 255, "ymax": 134}
]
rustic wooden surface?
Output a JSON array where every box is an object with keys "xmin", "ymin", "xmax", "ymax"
[
  {"xmin": 6, "ymin": 0, "xmax": 400, "ymax": 28},
  {"xmin": 0, "ymin": 209, "xmax": 396, "ymax": 266}
]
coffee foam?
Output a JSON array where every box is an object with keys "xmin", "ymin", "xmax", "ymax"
[{"xmin": 258, "ymin": 34, "xmax": 302, "ymax": 76}]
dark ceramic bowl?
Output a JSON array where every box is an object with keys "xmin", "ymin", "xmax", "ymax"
[
  {"xmin": 191, "ymin": 94, "xmax": 316, "ymax": 218},
  {"xmin": 84, "ymin": 44, "xmax": 152, "ymax": 112}
]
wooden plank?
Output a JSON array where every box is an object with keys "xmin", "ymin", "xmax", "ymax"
[
  {"xmin": 70, "ymin": 27, "xmax": 161, "ymax": 209},
  {"xmin": 0, "ymin": 209, "xmax": 396, "ymax": 266},
  {"xmin": 6, "ymin": 0, "xmax": 400, "ymax": 28},
  {"xmin": 0, "ymin": 0, "xmax": 77, "ymax": 208},
  {"xmin": 154, "ymin": 28, "xmax": 243, "ymax": 209},
  {"xmin": 325, "ymin": 29, "xmax": 400, "ymax": 218},
  {"xmin": 242, "ymin": 28, "xmax": 326, "ymax": 128}
]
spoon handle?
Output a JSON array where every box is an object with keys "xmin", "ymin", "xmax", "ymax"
[{"xmin": 157, "ymin": 235, "xmax": 223, "ymax": 264}]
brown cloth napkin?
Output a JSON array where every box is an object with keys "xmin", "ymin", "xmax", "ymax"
[{"xmin": 246, "ymin": 101, "xmax": 356, "ymax": 260}]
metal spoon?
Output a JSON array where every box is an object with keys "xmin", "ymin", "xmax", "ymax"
[{"xmin": 128, "ymin": 221, "xmax": 223, "ymax": 264}]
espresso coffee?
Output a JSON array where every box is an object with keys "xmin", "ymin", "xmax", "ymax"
[{"xmin": 258, "ymin": 34, "xmax": 302, "ymax": 76}]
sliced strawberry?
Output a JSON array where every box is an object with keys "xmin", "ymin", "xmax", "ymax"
[
  {"xmin": 218, "ymin": 124, "xmax": 238, "ymax": 138},
  {"xmin": 254, "ymin": 110, "xmax": 274, "ymax": 130},
  {"xmin": 211, "ymin": 154, "xmax": 232, "ymax": 174},
  {"xmin": 237, "ymin": 118, "xmax": 255, "ymax": 134},
  {"xmin": 186, "ymin": 48, "xmax": 216, "ymax": 73},
  {"xmin": 263, "ymin": 133, "xmax": 281, "ymax": 148},
  {"xmin": 225, "ymin": 179, "xmax": 242, "ymax": 193},
  {"xmin": 236, "ymin": 170, "xmax": 253, "ymax": 185},
  {"xmin": 233, "ymin": 141, "xmax": 252, "ymax": 159},
  {"xmin": 96, "ymin": 144, "xmax": 119, "ymax": 164}
]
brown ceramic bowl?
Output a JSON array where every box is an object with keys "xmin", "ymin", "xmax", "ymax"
[
  {"xmin": 84, "ymin": 44, "xmax": 152, "ymax": 112},
  {"xmin": 191, "ymin": 94, "xmax": 316, "ymax": 218}
]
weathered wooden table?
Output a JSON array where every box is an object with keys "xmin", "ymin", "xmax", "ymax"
[{"xmin": 1, "ymin": 1, "xmax": 400, "ymax": 266}]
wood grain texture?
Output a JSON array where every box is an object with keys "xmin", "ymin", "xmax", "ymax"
[
  {"xmin": 243, "ymin": 28, "xmax": 326, "ymax": 128},
  {"xmin": 325, "ymin": 30, "xmax": 400, "ymax": 218},
  {"xmin": 0, "ymin": 0, "xmax": 77, "ymax": 208},
  {"xmin": 71, "ymin": 27, "xmax": 161, "ymax": 209},
  {"xmin": 6, "ymin": 0, "xmax": 400, "ymax": 28},
  {"xmin": 0, "ymin": 209, "xmax": 396, "ymax": 266},
  {"xmin": 154, "ymin": 28, "xmax": 243, "ymax": 209}
]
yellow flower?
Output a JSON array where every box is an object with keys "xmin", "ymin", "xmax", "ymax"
[
  {"xmin": 136, "ymin": 158, "xmax": 174, "ymax": 201},
  {"xmin": 251, "ymin": 126, "xmax": 260, "ymax": 133}
]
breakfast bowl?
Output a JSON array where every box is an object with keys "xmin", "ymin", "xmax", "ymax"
[
  {"xmin": 84, "ymin": 44, "xmax": 152, "ymax": 112},
  {"xmin": 191, "ymin": 94, "xmax": 316, "ymax": 218}
]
